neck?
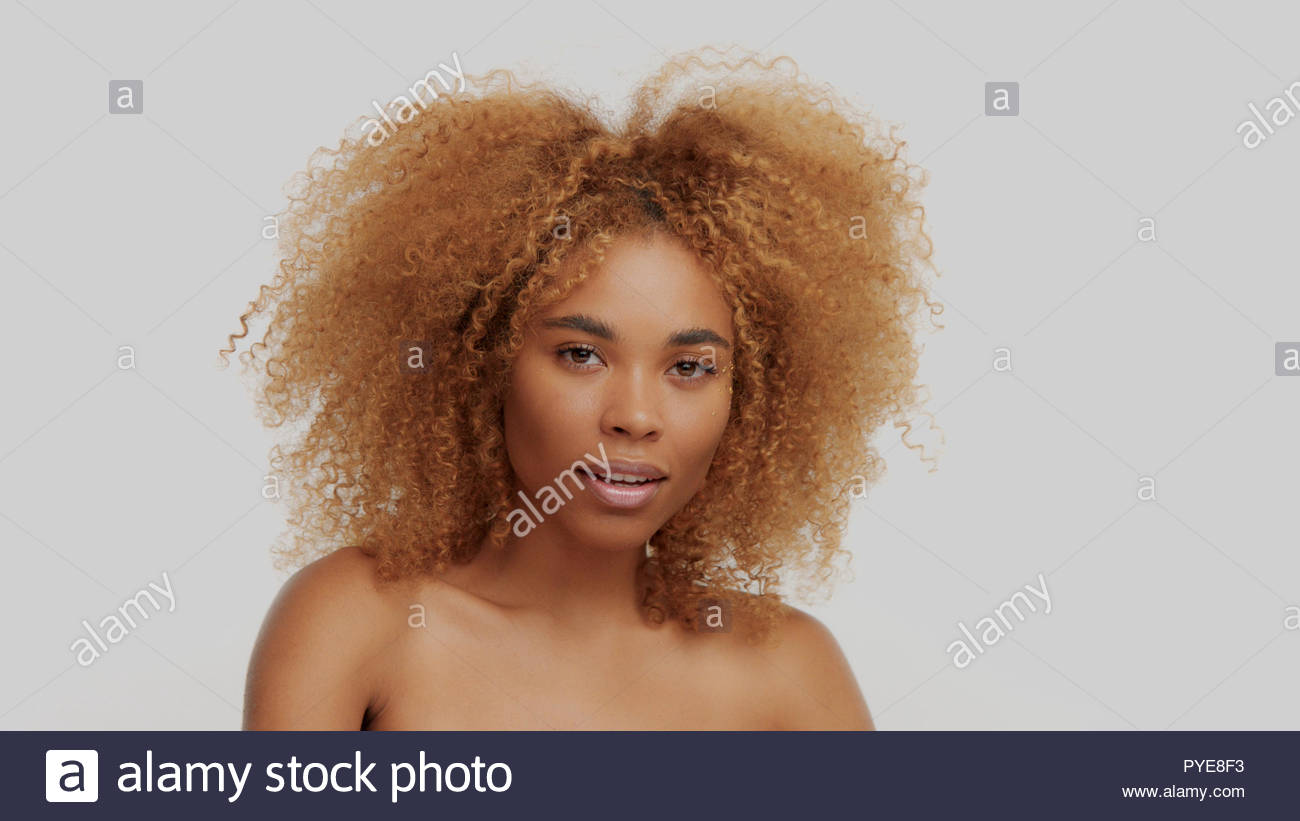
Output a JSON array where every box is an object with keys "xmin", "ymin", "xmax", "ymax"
[{"xmin": 464, "ymin": 514, "xmax": 652, "ymax": 635}]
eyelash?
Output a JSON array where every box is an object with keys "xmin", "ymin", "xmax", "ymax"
[{"xmin": 556, "ymin": 344, "xmax": 721, "ymax": 382}]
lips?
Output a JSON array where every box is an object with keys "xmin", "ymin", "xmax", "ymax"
[
  {"xmin": 604, "ymin": 459, "xmax": 668, "ymax": 480},
  {"xmin": 578, "ymin": 459, "xmax": 667, "ymax": 510},
  {"xmin": 584, "ymin": 471, "xmax": 664, "ymax": 509}
]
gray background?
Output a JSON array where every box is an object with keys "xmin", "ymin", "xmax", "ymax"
[{"xmin": 1, "ymin": 0, "xmax": 1295, "ymax": 730}]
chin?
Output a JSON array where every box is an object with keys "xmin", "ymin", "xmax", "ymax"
[{"xmin": 564, "ymin": 517, "xmax": 658, "ymax": 552}]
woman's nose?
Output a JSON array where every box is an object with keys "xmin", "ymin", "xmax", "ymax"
[{"xmin": 601, "ymin": 366, "xmax": 662, "ymax": 439}]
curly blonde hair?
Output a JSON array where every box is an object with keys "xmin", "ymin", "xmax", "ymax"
[{"xmin": 220, "ymin": 46, "xmax": 942, "ymax": 644}]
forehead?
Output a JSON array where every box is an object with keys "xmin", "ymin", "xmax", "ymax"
[{"xmin": 543, "ymin": 233, "xmax": 733, "ymax": 332}]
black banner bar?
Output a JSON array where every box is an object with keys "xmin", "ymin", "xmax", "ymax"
[{"xmin": 6, "ymin": 731, "xmax": 1294, "ymax": 819}]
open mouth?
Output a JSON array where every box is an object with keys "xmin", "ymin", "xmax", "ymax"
[
  {"xmin": 594, "ymin": 474, "xmax": 659, "ymax": 487},
  {"xmin": 579, "ymin": 465, "xmax": 665, "ymax": 509},
  {"xmin": 578, "ymin": 464, "xmax": 664, "ymax": 485}
]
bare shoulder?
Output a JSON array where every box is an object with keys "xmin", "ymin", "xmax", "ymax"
[
  {"xmin": 243, "ymin": 545, "xmax": 409, "ymax": 729},
  {"xmin": 734, "ymin": 599, "xmax": 876, "ymax": 730}
]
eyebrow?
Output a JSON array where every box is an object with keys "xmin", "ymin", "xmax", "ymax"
[{"xmin": 540, "ymin": 313, "xmax": 731, "ymax": 350}]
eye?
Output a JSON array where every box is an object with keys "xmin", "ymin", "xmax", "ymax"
[
  {"xmin": 557, "ymin": 344, "xmax": 604, "ymax": 370},
  {"xmin": 671, "ymin": 355, "xmax": 720, "ymax": 381}
]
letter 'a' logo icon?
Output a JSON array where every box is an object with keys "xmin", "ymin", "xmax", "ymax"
[{"xmin": 46, "ymin": 750, "xmax": 99, "ymax": 802}]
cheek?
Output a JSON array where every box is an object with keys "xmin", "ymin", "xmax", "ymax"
[
  {"xmin": 503, "ymin": 358, "xmax": 592, "ymax": 465},
  {"xmin": 668, "ymin": 405, "xmax": 730, "ymax": 489}
]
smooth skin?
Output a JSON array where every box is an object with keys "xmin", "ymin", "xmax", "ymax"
[{"xmin": 243, "ymin": 232, "xmax": 875, "ymax": 731}]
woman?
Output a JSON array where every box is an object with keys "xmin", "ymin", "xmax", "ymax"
[{"xmin": 224, "ymin": 46, "xmax": 939, "ymax": 730}]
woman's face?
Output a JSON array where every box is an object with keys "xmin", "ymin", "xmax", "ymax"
[{"xmin": 502, "ymin": 231, "xmax": 735, "ymax": 550}]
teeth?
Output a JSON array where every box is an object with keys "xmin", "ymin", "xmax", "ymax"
[
  {"xmin": 580, "ymin": 464, "xmax": 661, "ymax": 484},
  {"xmin": 606, "ymin": 473, "xmax": 651, "ymax": 485}
]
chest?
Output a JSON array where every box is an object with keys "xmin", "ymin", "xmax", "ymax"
[{"xmin": 367, "ymin": 624, "xmax": 774, "ymax": 730}]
